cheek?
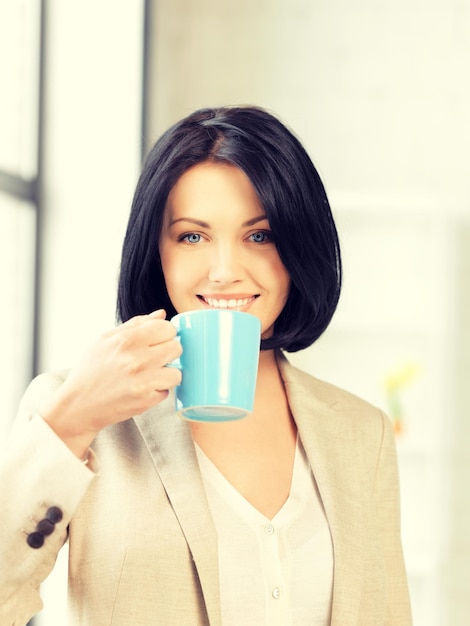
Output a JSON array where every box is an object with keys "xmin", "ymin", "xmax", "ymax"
[
  {"xmin": 260, "ymin": 256, "xmax": 291, "ymax": 323},
  {"xmin": 275, "ymin": 272, "xmax": 291, "ymax": 316},
  {"xmin": 159, "ymin": 249, "xmax": 177, "ymax": 294},
  {"xmin": 162, "ymin": 264, "xmax": 184, "ymax": 294},
  {"xmin": 269, "ymin": 257, "xmax": 291, "ymax": 296},
  {"xmin": 160, "ymin": 251, "xmax": 198, "ymax": 296}
]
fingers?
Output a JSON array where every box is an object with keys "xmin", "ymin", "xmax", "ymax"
[
  {"xmin": 148, "ymin": 309, "xmax": 167, "ymax": 320},
  {"xmin": 142, "ymin": 334, "xmax": 183, "ymax": 390},
  {"xmin": 150, "ymin": 333, "xmax": 182, "ymax": 367},
  {"xmin": 111, "ymin": 314, "xmax": 182, "ymax": 392},
  {"xmin": 147, "ymin": 319, "xmax": 177, "ymax": 347},
  {"xmin": 153, "ymin": 364, "xmax": 182, "ymax": 392},
  {"xmin": 37, "ymin": 310, "xmax": 185, "ymax": 458},
  {"xmin": 121, "ymin": 309, "xmax": 167, "ymax": 329},
  {"xmin": 119, "ymin": 311, "xmax": 176, "ymax": 348},
  {"xmin": 152, "ymin": 389, "xmax": 170, "ymax": 404}
]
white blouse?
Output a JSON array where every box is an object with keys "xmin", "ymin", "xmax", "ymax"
[{"xmin": 195, "ymin": 438, "xmax": 333, "ymax": 625}]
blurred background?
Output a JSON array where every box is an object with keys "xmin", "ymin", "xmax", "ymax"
[{"xmin": 0, "ymin": 1, "xmax": 468, "ymax": 624}]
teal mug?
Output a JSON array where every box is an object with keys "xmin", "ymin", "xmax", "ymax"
[{"xmin": 170, "ymin": 309, "xmax": 261, "ymax": 422}]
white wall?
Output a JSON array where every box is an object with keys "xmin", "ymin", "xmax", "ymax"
[
  {"xmin": 36, "ymin": 2, "xmax": 144, "ymax": 624},
  {"xmin": 148, "ymin": 0, "xmax": 470, "ymax": 215},
  {"xmin": 38, "ymin": 1, "xmax": 144, "ymax": 373}
]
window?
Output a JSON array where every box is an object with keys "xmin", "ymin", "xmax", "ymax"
[{"xmin": 0, "ymin": 0, "xmax": 43, "ymax": 442}]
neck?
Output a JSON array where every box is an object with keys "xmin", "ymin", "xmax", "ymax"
[
  {"xmin": 257, "ymin": 347, "xmax": 279, "ymax": 373},
  {"xmin": 252, "ymin": 349, "xmax": 291, "ymax": 420}
]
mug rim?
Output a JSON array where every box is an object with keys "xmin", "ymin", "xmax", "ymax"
[{"xmin": 171, "ymin": 308, "xmax": 259, "ymax": 320}]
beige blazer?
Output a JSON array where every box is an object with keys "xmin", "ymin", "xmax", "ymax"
[{"xmin": 0, "ymin": 352, "xmax": 412, "ymax": 625}]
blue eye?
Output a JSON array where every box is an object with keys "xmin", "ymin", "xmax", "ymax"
[
  {"xmin": 249, "ymin": 231, "xmax": 272, "ymax": 243},
  {"xmin": 182, "ymin": 233, "xmax": 201, "ymax": 244}
]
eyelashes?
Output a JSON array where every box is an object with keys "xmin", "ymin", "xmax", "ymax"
[
  {"xmin": 248, "ymin": 231, "xmax": 273, "ymax": 243},
  {"xmin": 179, "ymin": 233, "xmax": 202, "ymax": 244},
  {"xmin": 178, "ymin": 230, "xmax": 274, "ymax": 245}
]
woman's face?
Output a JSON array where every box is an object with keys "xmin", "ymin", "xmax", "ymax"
[{"xmin": 158, "ymin": 161, "xmax": 290, "ymax": 339}]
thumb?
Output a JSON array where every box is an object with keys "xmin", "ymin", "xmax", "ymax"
[
  {"xmin": 148, "ymin": 309, "xmax": 167, "ymax": 320},
  {"xmin": 121, "ymin": 309, "xmax": 167, "ymax": 329}
]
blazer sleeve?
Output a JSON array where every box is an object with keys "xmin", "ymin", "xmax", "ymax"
[
  {"xmin": 374, "ymin": 412, "xmax": 413, "ymax": 624},
  {"xmin": 0, "ymin": 373, "xmax": 98, "ymax": 626}
]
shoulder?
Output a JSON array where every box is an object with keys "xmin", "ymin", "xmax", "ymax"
[
  {"xmin": 277, "ymin": 351, "xmax": 391, "ymax": 443},
  {"xmin": 20, "ymin": 369, "xmax": 70, "ymax": 402},
  {"xmin": 278, "ymin": 351, "xmax": 381, "ymax": 415},
  {"xmin": 14, "ymin": 370, "xmax": 71, "ymax": 427}
]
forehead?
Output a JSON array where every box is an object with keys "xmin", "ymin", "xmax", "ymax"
[{"xmin": 165, "ymin": 162, "xmax": 265, "ymax": 221}]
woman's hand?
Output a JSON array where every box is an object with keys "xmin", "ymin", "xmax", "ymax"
[{"xmin": 40, "ymin": 310, "xmax": 182, "ymax": 459}]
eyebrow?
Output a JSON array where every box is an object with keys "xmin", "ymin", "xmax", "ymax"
[{"xmin": 168, "ymin": 215, "xmax": 268, "ymax": 228}]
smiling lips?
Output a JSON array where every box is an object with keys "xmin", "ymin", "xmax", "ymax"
[{"xmin": 198, "ymin": 295, "xmax": 258, "ymax": 309}]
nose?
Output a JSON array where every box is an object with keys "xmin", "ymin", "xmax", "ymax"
[{"xmin": 208, "ymin": 242, "xmax": 244, "ymax": 283}]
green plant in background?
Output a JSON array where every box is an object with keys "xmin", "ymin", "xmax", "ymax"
[{"xmin": 384, "ymin": 362, "xmax": 421, "ymax": 436}]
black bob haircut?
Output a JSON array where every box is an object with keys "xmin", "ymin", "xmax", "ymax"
[{"xmin": 117, "ymin": 105, "xmax": 342, "ymax": 352}]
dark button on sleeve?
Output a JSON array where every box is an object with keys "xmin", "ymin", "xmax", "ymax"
[
  {"xmin": 46, "ymin": 506, "xmax": 63, "ymax": 524},
  {"xmin": 27, "ymin": 531, "xmax": 45, "ymax": 549},
  {"xmin": 36, "ymin": 518, "xmax": 55, "ymax": 536},
  {"xmin": 26, "ymin": 505, "xmax": 64, "ymax": 549}
]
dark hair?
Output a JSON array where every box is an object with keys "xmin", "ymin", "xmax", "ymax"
[{"xmin": 117, "ymin": 105, "xmax": 341, "ymax": 352}]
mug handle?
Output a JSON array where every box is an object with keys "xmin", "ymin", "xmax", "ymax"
[{"xmin": 166, "ymin": 335, "xmax": 182, "ymax": 371}]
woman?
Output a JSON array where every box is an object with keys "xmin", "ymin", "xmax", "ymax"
[{"xmin": 0, "ymin": 106, "xmax": 412, "ymax": 625}]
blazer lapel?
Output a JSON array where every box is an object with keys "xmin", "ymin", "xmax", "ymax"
[
  {"xmin": 132, "ymin": 355, "xmax": 367, "ymax": 626},
  {"xmin": 278, "ymin": 353, "xmax": 366, "ymax": 625},
  {"xmin": 133, "ymin": 397, "xmax": 222, "ymax": 626}
]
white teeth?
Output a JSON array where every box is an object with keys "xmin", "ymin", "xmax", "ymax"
[{"xmin": 204, "ymin": 296, "xmax": 253, "ymax": 309}]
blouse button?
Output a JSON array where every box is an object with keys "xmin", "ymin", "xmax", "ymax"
[
  {"xmin": 265, "ymin": 523, "xmax": 275, "ymax": 535},
  {"xmin": 272, "ymin": 587, "xmax": 281, "ymax": 600}
]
